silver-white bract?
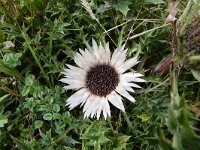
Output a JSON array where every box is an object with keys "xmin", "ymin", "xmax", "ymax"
[{"xmin": 60, "ymin": 39, "xmax": 146, "ymax": 119}]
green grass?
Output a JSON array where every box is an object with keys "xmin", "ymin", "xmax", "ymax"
[{"xmin": 0, "ymin": 0, "xmax": 200, "ymax": 149}]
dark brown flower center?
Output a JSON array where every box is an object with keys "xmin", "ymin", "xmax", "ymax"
[{"xmin": 86, "ymin": 64, "xmax": 119, "ymax": 97}]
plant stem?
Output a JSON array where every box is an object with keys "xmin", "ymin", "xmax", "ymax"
[{"xmin": 171, "ymin": 20, "xmax": 179, "ymax": 96}]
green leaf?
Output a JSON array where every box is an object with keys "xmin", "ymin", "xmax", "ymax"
[
  {"xmin": 52, "ymin": 113, "xmax": 62, "ymax": 120},
  {"xmin": 34, "ymin": 120, "xmax": 43, "ymax": 129},
  {"xmin": 111, "ymin": 135, "xmax": 131, "ymax": 150},
  {"xmin": 3, "ymin": 53, "xmax": 22, "ymax": 68},
  {"xmin": 166, "ymin": 107, "xmax": 178, "ymax": 132},
  {"xmin": 177, "ymin": 108, "xmax": 189, "ymax": 128},
  {"xmin": 180, "ymin": 127, "xmax": 200, "ymax": 150},
  {"xmin": 0, "ymin": 115, "xmax": 8, "ymax": 127},
  {"xmin": 0, "ymin": 60, "xmax": 23, "ymax": 79},
  {"xmin": 43, "ymin": 113, "xmax": 53, "ymax": 120},
  {"xmin": 137, "ymin": 114, "xmax": 150, "ymax": 122},
  {"xmin": 53, "ymin": 104, "xmax": 60, "ymax": 113},
  {"xmin": 115, "ymin": 0, "xmax": 131, "ymax": 16},
  {"xmin": 0, "ymin": 94, "xmax": 10, "ymax": 103},
  {"xmin": 37, "ymin": 105, "xmax": 49, "ymax": 112},
  {"xmin": 191, "ymin": 68, "xmax": 200, "ymax": 82},
  {"xmin": 21, "ymin": 86, "xmax": 31, "ymax": 96},
  {"xmin": 10, "ymin": 135, "xmax": 31, "ymax": 150},
  {"xmin": 25, "ymin": 74, "xmax": 35, "ymax": 86},
  {"xmin": 158, "ymin": 130, "xmax": 175, "ymax": 150},
  {"xmin": 63, "ymin": 136, "xmax": 80, "ymax": 146}
]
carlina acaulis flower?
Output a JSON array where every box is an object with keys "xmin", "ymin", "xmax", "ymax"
[
  {"xmin": 185, "ymin": 14, "xmax": 200, "ymax": 54},
  {"xmin": 60, "ymin": 39, "xmax": 146, "ymax": 120}
]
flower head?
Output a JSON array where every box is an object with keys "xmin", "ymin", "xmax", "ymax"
[{"xmin": 60, "ymin": 39, "xmax": 146, "ymax": 119}]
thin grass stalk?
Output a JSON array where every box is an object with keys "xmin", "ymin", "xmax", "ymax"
[
  {"xmin": 128, "ymin": 24, "xmax": 170, "ymax": 40},
  {"xmin": 125, "ymin": 7, "xmax": 142, "ymax": 45}
]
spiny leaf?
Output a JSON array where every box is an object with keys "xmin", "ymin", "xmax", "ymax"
[
  {"xmin": 137, "ymin": 114, "xmax": 150, "ymax": 122},
  {"xmin": 114, "ymin": 0, "xmax": 131, "ymax": 16},
  {"xmin": 180, "ymin": 127, "xmax": 200, "ymax": 150}
]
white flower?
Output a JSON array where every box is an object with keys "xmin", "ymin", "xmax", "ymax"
[
  {"xmin": 60, "ymin": 39, "xmax": 146, "ymax": 119},
  {"xmin": 3, "ymin": 41, "xmax": 15, "ymax": 49}
]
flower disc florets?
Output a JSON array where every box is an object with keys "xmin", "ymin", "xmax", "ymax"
[{"xmin": 86, "ymin": 64, "xmax": 119, "ymax": 97}]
